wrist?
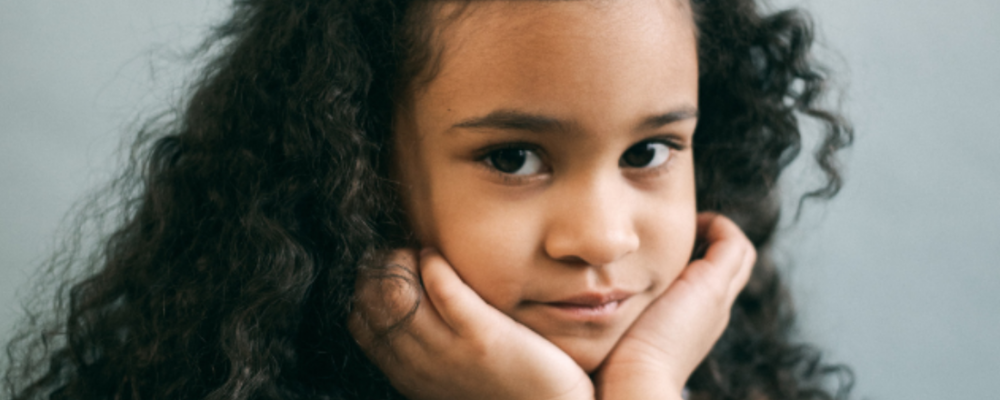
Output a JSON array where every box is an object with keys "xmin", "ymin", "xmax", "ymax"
[{"xmin": 595, "ymin": 365, "xmax": 684, "ymax": 400}]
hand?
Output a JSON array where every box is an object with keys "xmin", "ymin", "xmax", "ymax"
[
  {"xmin": 349, "ymin": 248, "xmax": 595, "ymax": 400},
  {"xmin": 595, "ymin": 213, "xmax": 756, "ymax": 400}
]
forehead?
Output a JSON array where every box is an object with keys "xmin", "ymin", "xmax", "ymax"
[
  {"xmin": 406, "ymin": 0, "xmax": 699, "ymax": 134},
  {"xmin": 428, "ymin": 0, "xmax": 696, "ymax": 79}
]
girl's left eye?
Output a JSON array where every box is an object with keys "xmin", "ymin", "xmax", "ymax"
[{"xmin": 620, "ymin": 141, "xmax": 672, "ymax": 168}]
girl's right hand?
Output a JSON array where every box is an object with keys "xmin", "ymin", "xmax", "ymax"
[{"xmin": 348, "ymin": 248, "xmax": 594, "ymax": 400}]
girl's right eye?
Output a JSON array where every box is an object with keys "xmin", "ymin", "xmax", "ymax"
[{"xmin": 485, "ymin": 148, "xmax": 544, "ymax": 175}]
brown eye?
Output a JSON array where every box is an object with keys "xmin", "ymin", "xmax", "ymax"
[
  {"xmin": 620, "ymin": 141, "xmax": 671, "ymax": 168},
  {"xmin": 487, "ymin": 148, "xmax": 543, "ymax": 175}
]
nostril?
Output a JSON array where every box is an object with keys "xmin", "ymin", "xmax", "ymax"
[
  {"xmin": 553, "ymin": 255, "xmax": 589, "ymax": 267},
  {"xmin": 543, "ymin": 225, "xmax": 640, "ymax": 267}
]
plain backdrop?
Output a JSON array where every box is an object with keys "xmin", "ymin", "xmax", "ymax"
[{"xmin": 2, "ymin": 1, "xmax": 998, "ymax": 399}]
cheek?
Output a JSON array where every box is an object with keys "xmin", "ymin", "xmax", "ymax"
[
  {"xmin": 424, "ymin": 184, "xmax": 542, "ymax": 311},
  {"xmin": 640, "ymin": 208, "xmax": 697, "ymax": 289},
  {"xmin": 394, "ymin": 134, "xmax": 537, "ymax": 311},
  {"xmin": 637, "ymin": 175, "xmax": 698, "ymax": 291}
]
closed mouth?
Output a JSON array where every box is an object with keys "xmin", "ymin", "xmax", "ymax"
[
  {"xmin": 548, "ymin": 291, "xmax": 633, "ymax": 307},
  {"xmin": 533, "ymin": 291, "xmax": 634, "ymax": 320}
]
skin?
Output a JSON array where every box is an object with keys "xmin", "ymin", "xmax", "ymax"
[
  {"xmin": 397, "ymin": 0, "xmax": 699, "ymax": 372},
  {"xmin": 349, "ymin": 1, "xmax": 757, "ymax": 399}
]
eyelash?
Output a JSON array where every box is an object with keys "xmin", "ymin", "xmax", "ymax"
[
  {"xmin": 474, "ymin": 136, "xmax": 686, "ymax": 185},
  {"xmin": 621, "ymin": 137, "xmax": 685, "ymax": 178},
  {"xmin": 474, "ymin": 142, "xmax": 550, "ymax": 184}
]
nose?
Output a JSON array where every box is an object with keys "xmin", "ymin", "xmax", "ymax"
[{"xmin": 543, "ymin": 174, "xmax": 640, "ymax": 267}]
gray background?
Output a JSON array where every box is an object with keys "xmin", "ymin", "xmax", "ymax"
[{"xmin": 2, "ymin": 1, "xmax": 997, "ymax": 399}]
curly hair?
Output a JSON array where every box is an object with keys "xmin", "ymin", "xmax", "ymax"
[{"xmin": 4, "ymin": 0, "xmax": 854, "ymax": 399}]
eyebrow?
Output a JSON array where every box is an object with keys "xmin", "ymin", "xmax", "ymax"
[
  {"xmin": 452, "ymin": 109, "xmax": 570, "ymax": 133},
  {"xmin": 451, "ymin": 106, "xmax": 699, "ymax": 134},
  {"xmin": 636, "ymin": 107, "xmax": 700, "ymax": 131}
]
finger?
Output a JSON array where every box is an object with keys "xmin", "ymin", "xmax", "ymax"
[
  {"xmin": 349, "ymin": 293, "xmax": 399, "ymax": 366},
  {"xmin": 348, "ymin": 249, "xmax": 443, "ymax": 369},
  {"xmin": 419, "ymin": 247, "xmax": 505, "ymax": 336},
  {"xmin": 347, "ymin": 307, "xmax": 378, "ymax": 354},
  {"xmin": 727, "ymin": 242, "xmax": 756, "ymax": 303},
  {"xmin": 352, "ymin": 248, "xmax": 424, "ymax": 335},
  {"xmin": 694, "ymin": 213, "xmax": 753, "ymax": 290},
  {"xmin": 349, "ymin": 305, "xmax": 431, "ymax": 381}
]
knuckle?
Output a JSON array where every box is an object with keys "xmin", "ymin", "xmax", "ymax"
[
  {"xmin": 696, "ymin": 274, "xmax": 730, "ymax": 308},
  {"xmin": 353, "ymin": 272, "xmax": 421, "ymax": 334},
  {"xmin": 685, "ymin": 272, "xmax": 728, "ymax": 309},
  {"xmin": 381, "ymin": 275, "xmax": 421, "ymax": 317}
]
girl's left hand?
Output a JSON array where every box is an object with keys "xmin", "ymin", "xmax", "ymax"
[{"xmin": 594, "ymin": 213, "xmax": 757, "ymax": 400}]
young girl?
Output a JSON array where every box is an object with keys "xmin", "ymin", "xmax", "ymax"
[{"xmin": 5, "ymin": 0, "xmax": 854, "ymax": 399}]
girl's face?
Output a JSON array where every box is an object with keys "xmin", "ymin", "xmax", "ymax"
[{"xmin": 394, "ymin": 0, "xmax": 699, "ymax": 372}]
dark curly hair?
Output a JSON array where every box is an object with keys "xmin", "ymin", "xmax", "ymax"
[{"xmin": 4, "ymin": 0, "xmax": 854, "ymax": 399}]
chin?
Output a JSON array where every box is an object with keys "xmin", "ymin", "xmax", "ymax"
[{"xmin": 551, "ymin": 333, "xmax": 621, "ymax": 373}]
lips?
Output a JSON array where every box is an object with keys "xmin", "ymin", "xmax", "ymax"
[
  {"xmin": 547, "ymin": 291, "xmax": 633, "ymax": 307},
  {"xmin": 535, "ymin": 291, "xmax": 634, "ymax": 321}
]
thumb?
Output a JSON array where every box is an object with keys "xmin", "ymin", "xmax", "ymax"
[{"xmin": 418, "ymin": 247, "xmax": 509, "ymax": 336}]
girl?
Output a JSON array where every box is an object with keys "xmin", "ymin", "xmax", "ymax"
[{"xmin": 4, "ymin": 0, "xmax": 853, "ymax": 399}]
